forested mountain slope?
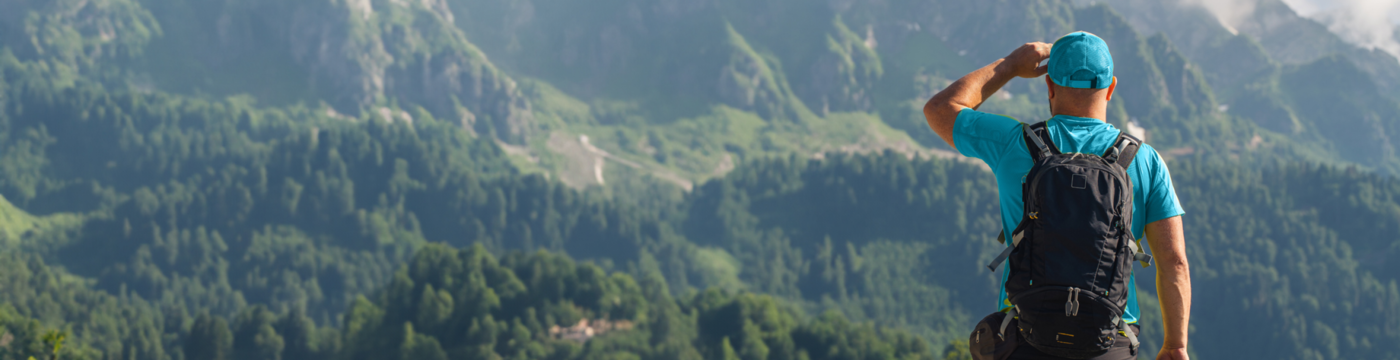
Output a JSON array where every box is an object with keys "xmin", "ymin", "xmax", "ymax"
[
  {"xmin": 443, "ymin": 0, "xmax": 1399, "ymax": 175},
  {"xmin": 1091, "ymin": 0, "xmax": 1400, "ymax": 173},
  {"xmin": 0, "ymin": 0, "xmax": 1396, "ymax": 359},
  {"xmin": 2, "ymin": 57, "xmax": 1398, "ymax": 356},
  {"xmin": 2, "ymin": 0, "xmax": 1393, "ymax": 182}
]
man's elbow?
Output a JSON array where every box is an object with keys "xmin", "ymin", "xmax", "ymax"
[
  {"xmin": 921, "ymin": 94, "xmax": 962, "ymax": 149},
  {"xmin": 922, "ymin": 101, "xmax": 958, "ymax": 128},
  {"xmin": 1159, "ymin": 255, "xmax": 1190, "ymax": 277},
  {"xmin": 921, "ymin": 98, "xmax": 942, "ymax": 119}
]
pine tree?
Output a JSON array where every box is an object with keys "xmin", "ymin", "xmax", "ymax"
[
  {"xmin": 740, "ymin": 320, "xmax": 770, "ymax": 360},
  {"xmin": 185, "ymin": 314, "xmax": 233, "ymax": 360},
  {"xmin": 720, "ymin": 337, "xmax": 741, "ymax": 360}
]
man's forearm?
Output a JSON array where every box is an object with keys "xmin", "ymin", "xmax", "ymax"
[
  {"xmin": 1145, "ymin": 216, "xmax": 1191, "ymax": 353},
  {"xmin": 922, "ymin": 42, "xmax": 1050, "ymax": 150},
  {"xmin": 1156, "ymin": 257, "xmax": 1191, "ymax": 350},
  {"xmin": 932, "ymin": 58, "xmax": 1019, "ymax": 112},
  {"xmin": 921, "ymin": 59, "xmax": 1016, "ymax": 148}
]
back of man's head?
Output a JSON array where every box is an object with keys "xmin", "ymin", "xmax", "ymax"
[{"xmin": 1047, "ymin": 32, "xmax": 1116, "ymax": 117}]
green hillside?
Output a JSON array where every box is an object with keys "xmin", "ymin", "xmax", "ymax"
[
  {"xmin": 5, "ymin": 0, "xmax": 1389, "ymax": 183},
  {"xmin": 0, "ymin": 0, "xmax": 1396, "ymax": 359},
  {"xmin": 0, "ymin": 63, "xmax": 1397, "ymax": 356}
]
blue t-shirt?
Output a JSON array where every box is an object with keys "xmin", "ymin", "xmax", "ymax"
[{"xmin": 953, "ymin": 108, "xmax": 1185, "ymax": 323}]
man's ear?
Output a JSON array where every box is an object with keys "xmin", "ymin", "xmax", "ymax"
[
  {"xmin": 1105, "ymin": 77, "xmax": 1117, "ymax": 102},
  {"xmin": 1046, "ymin": 76, "xmax": 1056, "ymax": 100}
]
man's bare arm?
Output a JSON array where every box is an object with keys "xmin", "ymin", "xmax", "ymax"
[
  {"xmin": 1145, "ymin": 216, "xmax": 1190, "ymax": 360},
  {"xmin": 921, "ymin": 42, "xmax": 1051, "ymax": 150}
]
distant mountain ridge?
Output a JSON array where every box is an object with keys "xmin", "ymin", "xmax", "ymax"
[
  {"xmin": 2, "ymin": 0, "xmax": 1395, "ymax": 184},
  {"xmin": 1096, "ymin": 0, "xmax": 1400, "ymax": 172},
  {"xmin": 0, "ymin": 2, "xmax": 1398, "ymax": 359}
]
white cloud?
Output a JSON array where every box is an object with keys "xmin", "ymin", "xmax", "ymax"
[
  {"xmin": 1282, "ymin": 0, "xmax": 1400, "ymax": 58},
  {"xmin": 1185, "ymin": 0, "xmax": 1400, "ymax": 59}
]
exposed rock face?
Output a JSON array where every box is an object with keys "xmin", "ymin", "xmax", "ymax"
[
  {"xmin": 802, "ymin": 18, "xmax": 882, "ymax": 114},
  {"xmin": 716, "ymin": 25, "xmax": 793, "ymax": 120},
  {"xmin": 449, "ymin": 0, "xmax": 724, "ymax": 100},
  {"xmin": 278, "ymin": 0, "xmax": 392, "ymax": 112},
  {"xmin": 371, "ymin": 1, "xmax": 535, "ymax": 143},
  {"xmin": 138, "ymin": 0, "xmax": 535, "ymax": 143},
  {"xmin": 276, "ymin": 0, "xmax": 533, "ymax": 143},
  {"xmin": 1145, "ymin": 33, "xmax": 1216, "ymax": 118}
]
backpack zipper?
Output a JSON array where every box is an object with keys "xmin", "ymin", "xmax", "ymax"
[
  {"xmin": 1010, "ymin": 286, "xmax": 1124, "ymax": 316},
  {"xmin": 1103, "ymin": 229, "xmax": 1135, "ymax": 301},
  {"xmin": 1065, "ymin": 287, "xmax": 1081, "ymax": 316}
]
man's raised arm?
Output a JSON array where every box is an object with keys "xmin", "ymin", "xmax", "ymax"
[
  {"xmin": 1145, "ymin": 216, "xmax": 1191, "ymax": 360},
  {"xmin": 921, "ymin": 42, "xmax": 1051, "ymax": 150}
]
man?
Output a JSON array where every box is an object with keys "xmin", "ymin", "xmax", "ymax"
[{"xmin": 921, "ymin": 32, "xmax": 1191, "ymax": 360}]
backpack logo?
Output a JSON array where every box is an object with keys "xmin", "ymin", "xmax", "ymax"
[{"xmin": 1071, "ymin": 174, "xmax": 1088, "ymax": 189}]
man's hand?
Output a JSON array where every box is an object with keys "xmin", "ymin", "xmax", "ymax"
[
  {"xmin": 998, "ymin": 42, "xmax": 1052, "ymax": 79},
  {"xmin": 922, "ymin": 42, "xmax": 1052, "ymax": 150},
  {"xmin": 1158, "ymin": 347, "xmax": 1189, "ymax": 360}
]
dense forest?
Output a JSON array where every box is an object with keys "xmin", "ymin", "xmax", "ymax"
[
  {"xmin": 0, "ymin": 50, "xmax": 956, "ymax": 359},
  {"xmin": 0, "ymin": 0, "xmax": 1397, "ymax": 359},
  {"xmin": 2, "ymin": 53, "xmax": 1399, "ymax": 358}
]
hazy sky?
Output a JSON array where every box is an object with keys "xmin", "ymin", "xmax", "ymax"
[
  {"xmin": 1286, "ymin": 0, "xmax": 1400, "ymax": 57},
  {"xmin": 1189, "ymin": 0, "xmax": 1400, "ymax": 58}
]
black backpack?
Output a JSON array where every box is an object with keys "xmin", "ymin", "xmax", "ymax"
[{"xmin": 983, "ymin": 121, "xmax": 1153, "ymax": 359}]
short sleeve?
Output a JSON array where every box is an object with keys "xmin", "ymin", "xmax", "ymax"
[
  {"xmin": 1139, "ymin": 145, "xmax": 1185, "ymax": 224},
  {"xmin": 953, "ymin": 108, "xmax": 1024, "ymax": 168}
]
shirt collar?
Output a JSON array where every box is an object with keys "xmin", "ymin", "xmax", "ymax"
[{"xmin": 1049, "ymin": 114, "xmax": 1114, "ymax": 129}]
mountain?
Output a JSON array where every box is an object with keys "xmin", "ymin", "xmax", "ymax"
[
  {"xmin": 10, "ymin": 0, "xmax": 1386, "ymax": 184},
  {"xmin": 0, "ymin": 0, "xmax": 1396, "ymax": 359},
  {"xmin": 1095, "ymin": 0, "xmax": 1400, "ymax": 173}
]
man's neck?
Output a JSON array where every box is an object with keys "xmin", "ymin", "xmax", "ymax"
[{"xmin": 1051, "ymin": 110, "xmax": 1107, "ymax": 121}]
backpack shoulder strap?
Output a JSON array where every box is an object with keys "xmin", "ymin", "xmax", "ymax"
[
  {"xmin": 1103, "ymin": 132, "xmax": 1142, "ymax": 168},
  {"xmin": 1022, "ymin": 122, "xmax": 1060, "ymax": 161}
]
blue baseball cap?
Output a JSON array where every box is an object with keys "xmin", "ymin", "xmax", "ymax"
[{"xmin": 1048, "ymin": 31, "xmax": 1113, "ymax": 89}]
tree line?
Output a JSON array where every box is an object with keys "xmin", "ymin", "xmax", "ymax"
[{"xmin": 1, "ymin": 47, "xmax": 1398, "ymax": 359}]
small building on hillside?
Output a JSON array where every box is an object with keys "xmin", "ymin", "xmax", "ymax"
[{"xmin": 549, "ymin": 318, "xmax": 635, "ymax": 342}]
